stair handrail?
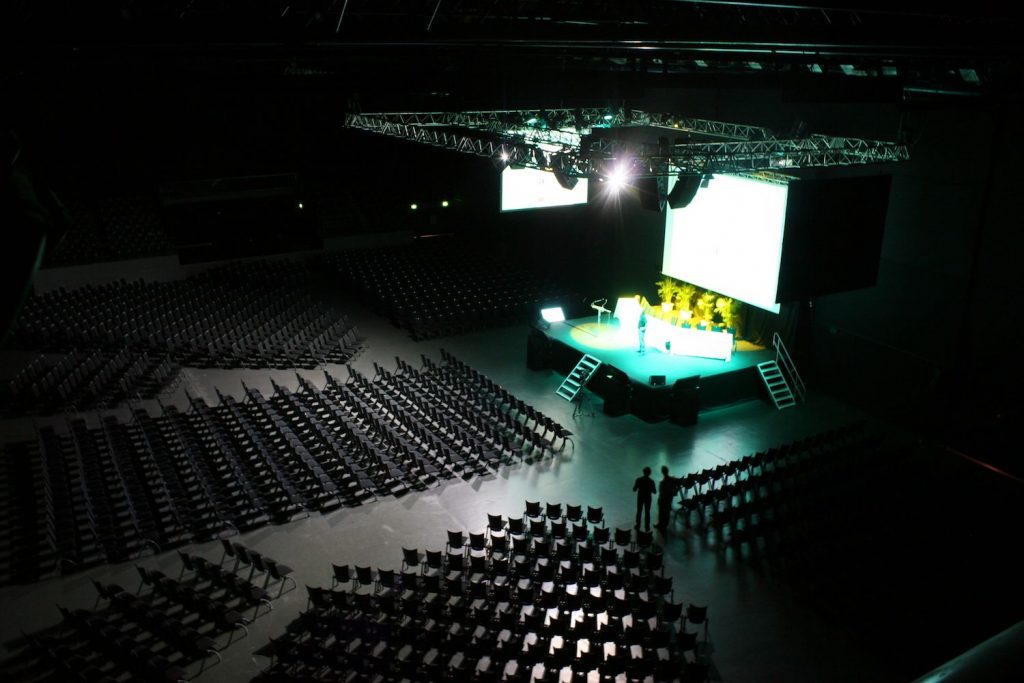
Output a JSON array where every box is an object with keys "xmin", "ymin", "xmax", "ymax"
[{"xmin": 772, "ymin": 332, "xmax": 806, "ymax": 403}]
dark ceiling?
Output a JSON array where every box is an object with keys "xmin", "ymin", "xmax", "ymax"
[{"xmin": 7, "ymin": 1, "xmax": 1022, "ymax": 104}]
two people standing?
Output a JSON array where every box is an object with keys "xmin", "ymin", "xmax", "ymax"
[{"xmin": 633, "ymin": 465, "xmax": 679, "ymax": 532}]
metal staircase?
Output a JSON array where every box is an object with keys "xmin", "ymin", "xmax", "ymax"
[
  {"xmin": 757, "ymin": 332, "xmax": 806, "ymax": 410},
  {"xmin": 556, "ymin": 354, "xmax": 602, "ymax": 401}
]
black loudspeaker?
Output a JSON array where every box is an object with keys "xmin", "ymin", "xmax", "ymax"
[
  {"xmin": 667, "ymin": 174, "xmax": 702, "ymax": 209},
  {"xmin": 649, "ymin": 375, "xmax": 666, "ymax": 386},
  {"xmin": 669, "ymin": 376, "xmax": 700, "ymax": 426},
  {"xmin": 602, "ymin": 372, "xmax": 632, "ymax": 417},
  {"xmin": 526, "ymin": 330, "xmax": 551, "ymax": 371}
]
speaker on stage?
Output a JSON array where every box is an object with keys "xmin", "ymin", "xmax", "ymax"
[
  {"xmin": 526, "ymin": 328, "xmax": 552, "ymax": 371},
  {"xmin": 670, "ymin": 376, "xmax": 700, "ymax": 426},
  {"xmin": 649, "ymin": 375, "xmax": 666, "ymax": 386}
]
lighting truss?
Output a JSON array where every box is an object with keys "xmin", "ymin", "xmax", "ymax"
[{"xmin": 343, "ymin": 108, "xmax": 909, "ymax": 177}]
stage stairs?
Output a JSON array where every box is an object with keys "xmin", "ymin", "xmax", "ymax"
[
  {"xmin": 556, "ymin": 354, "xmax": 602, "ymax": 401},
  {"xmin": 757, "ymin": 332, "xmax": 807, "ymax": 410}
]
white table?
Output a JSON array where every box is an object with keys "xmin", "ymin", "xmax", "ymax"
[{"xmin": 644, "ymin": 317, "xmax": 733, "ymax": 361}]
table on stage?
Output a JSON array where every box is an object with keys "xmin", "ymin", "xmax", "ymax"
[{"xmin": 644, "ymin": 317, "xmax": 733, "ymax": 361}]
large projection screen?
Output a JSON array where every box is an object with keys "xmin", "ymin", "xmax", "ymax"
[
  {"xmin": 662, "ymin": 174, "xmax": 788, "ymax": 313},
  {"xmin": 500, "ymin": 167, "xmax": 589, "ymax": 212}
]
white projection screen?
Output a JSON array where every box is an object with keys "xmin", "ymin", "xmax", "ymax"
[
  {"xmin": 500, "ymin": 167, "xmax": 589, "ymax": 212},
  {"xmin": 662, "ymin": 174, "xmax": 789, "ymax": 313}
]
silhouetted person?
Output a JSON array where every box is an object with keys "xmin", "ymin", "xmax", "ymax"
[
  {"xmin": 638, "ymin": 310, "xmax": 647, "ymax": 354},
  {"xmin": 656, "ymin": 465, "xmax": 679, "ymax": 533},
  {"xmin": 633, "ymin": 466, "xmax": 656, "ymax": 530}
]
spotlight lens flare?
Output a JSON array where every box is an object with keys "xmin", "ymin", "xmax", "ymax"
[{"xmin": 607, "ymin": 164, "xmax": 628, "ymax": 192}]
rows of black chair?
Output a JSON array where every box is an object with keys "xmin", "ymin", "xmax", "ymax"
[
  {"xmin": 327, "ymin": 241, "xmax": 580, "ymax": 340},
  {"xmin": 3, "ymin": 354, "xmax": 564, "ymax": 586},
  {"xmin": 2, "ymin": 347, "xmax": 179, "ymax": 416},
  {"xmin": 673, "ymin": 421, "xmax": 876, "ymax": 558},
  {"xmin": 22, "ymin": 543, "xmax": 289, "ymax": 683},
  {"xmin": 257, "ymin": 501, "xmax": 710, "ymax": 683},
  {"xmin": 42, "ymin": 195, "xmax": 172, "ymax": 268},
  {"xmin": 11, "ymin": 259, "xmax": 361, "ymax": 370}
]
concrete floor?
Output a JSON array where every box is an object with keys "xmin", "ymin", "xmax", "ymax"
[{"xmin": 0, "ymin": 295, "xmax": 894, "ymax": 683}]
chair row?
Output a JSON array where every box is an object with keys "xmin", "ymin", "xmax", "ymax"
[
  {"xmin": 12, "ymin": 260, "xmax": 363, "ymax": 370},
  {"xmin": 327, "ymin": 241, "xmax": 580, "ymax": 340},
  {"xmin": 3, "ymin": 358, "xmax": 564, "ymax": 586},
  {"xmin": 259, "ymin": 503, "xmax": 711, "ymax": 682}
]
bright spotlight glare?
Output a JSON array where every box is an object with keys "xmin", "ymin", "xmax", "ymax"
[
  {"xmin": 500, "ymin": 152, "xmax": 509, "ymax": 162},
  {"xmin": 607, "ymin": 165, "xmax": 628, "ymax": 192},
  {"xmin": 410, "ymin": 203, "xmax": 418, "ymax": 210},
  {"xmin": 441, "ymin": 200, "xmax": 449, "ymax": 208}
]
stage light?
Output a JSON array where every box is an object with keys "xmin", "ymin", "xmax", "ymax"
[
  {"xmin": 297, "ymin": 202, "xmax": 303, "ymax": 209},
  {"xmin": 607, "ymin": 164, "xmax": 628, "ymax": 192},
  {"xmin": 603, "ymin": 114, "xmax": 613, "ymax": 121},
  {"xmin": 441, "ymin": 200, "xmax": 449, "ymax": 207},
  {"xmin": 410, "ymin": 203, "xmax": 418, "ymax": 210},
  {"xmin": 492, "ymin": 147, "xmax": 513, "ymax": 171},
  {"xmin": 526, "ymin": 117, "xmax": 538, "ymax": 125},
  {"xmin": 540, "ymin": 307, "xmax": 565, "ymax": 323}
]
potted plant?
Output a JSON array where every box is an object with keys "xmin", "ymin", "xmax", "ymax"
[{"xmin": 655, "ymin": 276, "xmax": 677, "ymax": 313}]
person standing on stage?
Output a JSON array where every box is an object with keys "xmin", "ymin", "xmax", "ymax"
[
  {"xmin": 638, "ymin": 309, "xmax": 647, "ymax": 354},
  {"xmin": 633, "ymin": 466, "xmax": 656, "ymax": 530},
  {"xmin": 656, "ymin": 465, "xmax": 679, "ymax": 533}
]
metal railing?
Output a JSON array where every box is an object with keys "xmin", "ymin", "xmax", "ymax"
[{"xmin": 772, "ymin": 332, "xmax": 806, "ymax": 404}]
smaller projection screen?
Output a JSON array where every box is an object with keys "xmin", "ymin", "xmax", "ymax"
[
  {"xmin": 500, "ymin": 167, "xmax": 589, "ymax": 212},
  {"xmin": 662, "ymin": 174, "xmax": 789, "ymax": 313},
  {"xmin": 776, "ymin": 175, "xmax": 891, "ymax": 301}
]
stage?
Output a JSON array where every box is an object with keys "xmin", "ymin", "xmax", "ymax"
[{"xmin": 528, "ymin": 315, "xmax": 775, "ymax": 422}]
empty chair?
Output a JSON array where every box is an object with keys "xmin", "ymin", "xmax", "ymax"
[
  {"xmin": 264, "ymin": 558, "xmax": 296, "ymax": 597},
  {"xmin": 486, "ymin": 513, "xmax": 506, "ymax": 538},
  {"xmin": 564, "ymin": 504, "xmax": 583, "ymax": 523},
  {"xmin": 635, "ymin": 528, "xmax": 655, "ymax": 552},
  {"xmin": 524, "ymin": 500, "xmax": 543, "ymax": 519},
  {"xmin": 660, "ymin": 600, "xmax": 684, "ymax": 630},
  {"xmin": 90, "ymin": 579, "xmax": 119, "ymax": 609},
  {"xmin": 650, "ymin": 575, "xmax": 674, "ymax": 602},
  {"xmin": 354, "ymin": 565, "xmax": 374, "ymax": 591},
  {"xmin": 586, "ymin": 505, "xmax": 605, "ymax": 527},
  {"xmin": 489, "ymin": 531, "xmax": 509, "ymax": 560},
  {"xmin": 507, "ymin": 516, "xmax": 526, "ymax": 536},
  {"xmin": 401, "ymin": 547, "xmax": 423, "ymax": 573},
  {"xmin": 377, "ymin": 568, "xmax": 399, "ymax": 595},
  {"xmin": 685, "ymin": 604, "xmax": 710, "ymax": 641},
  {"xmin": 468, "ymin": 531, "xmax": 488, "ymax": 553},
  {"xmin": 331, "ymin": 563, "xmax": 352, "ymax": 590},
  {"xmin": 219, "ymin": 538, "xmax": 238, "ymax": 569},
  {"xmin": 545, "ymin": 502, "xmax": 563, "ymax": 520},
  {"xmin": 613, "ymin": 527, "xmax": 632, "ymax": 551},
  {"xmin": 177, "ymin": 550, "xmax": 198, "ymax": 580},
  {"xmin": 424, "ymin": 549, "xmax": 445, "ymax": 575},
  {"xmin": 446, "ymin": 530, "xmax": 466, "ymax": 554}
]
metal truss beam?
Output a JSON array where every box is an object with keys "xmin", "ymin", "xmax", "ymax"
[
  {"xmin": 357, "ymin": 108, "xmax": 774, "ymax": 141},
  {"xmin": 344, "ymin": 110, "xmax": 909, "ymax": 176}
]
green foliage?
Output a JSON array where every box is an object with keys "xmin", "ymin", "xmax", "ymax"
[
  {"xmin": 695, "ymin": 291, "xmax": 717, "ymax": 322},
  {"xmin": 676, "ymin": 283, "xmax": 697, "ymax": 312},
  {"xmin": 655, "ymin": 276, "xmax": 677, "ymax": 304}
]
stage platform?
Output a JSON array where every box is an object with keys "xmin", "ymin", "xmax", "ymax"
[{"xmin": 528, "ymin": 315, "xmax": 775, "ymax": 422}]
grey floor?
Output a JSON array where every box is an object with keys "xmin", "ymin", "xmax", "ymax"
[{"xmin": 0, "ymin": 296, "xmax": 889, "ymax": 683}]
